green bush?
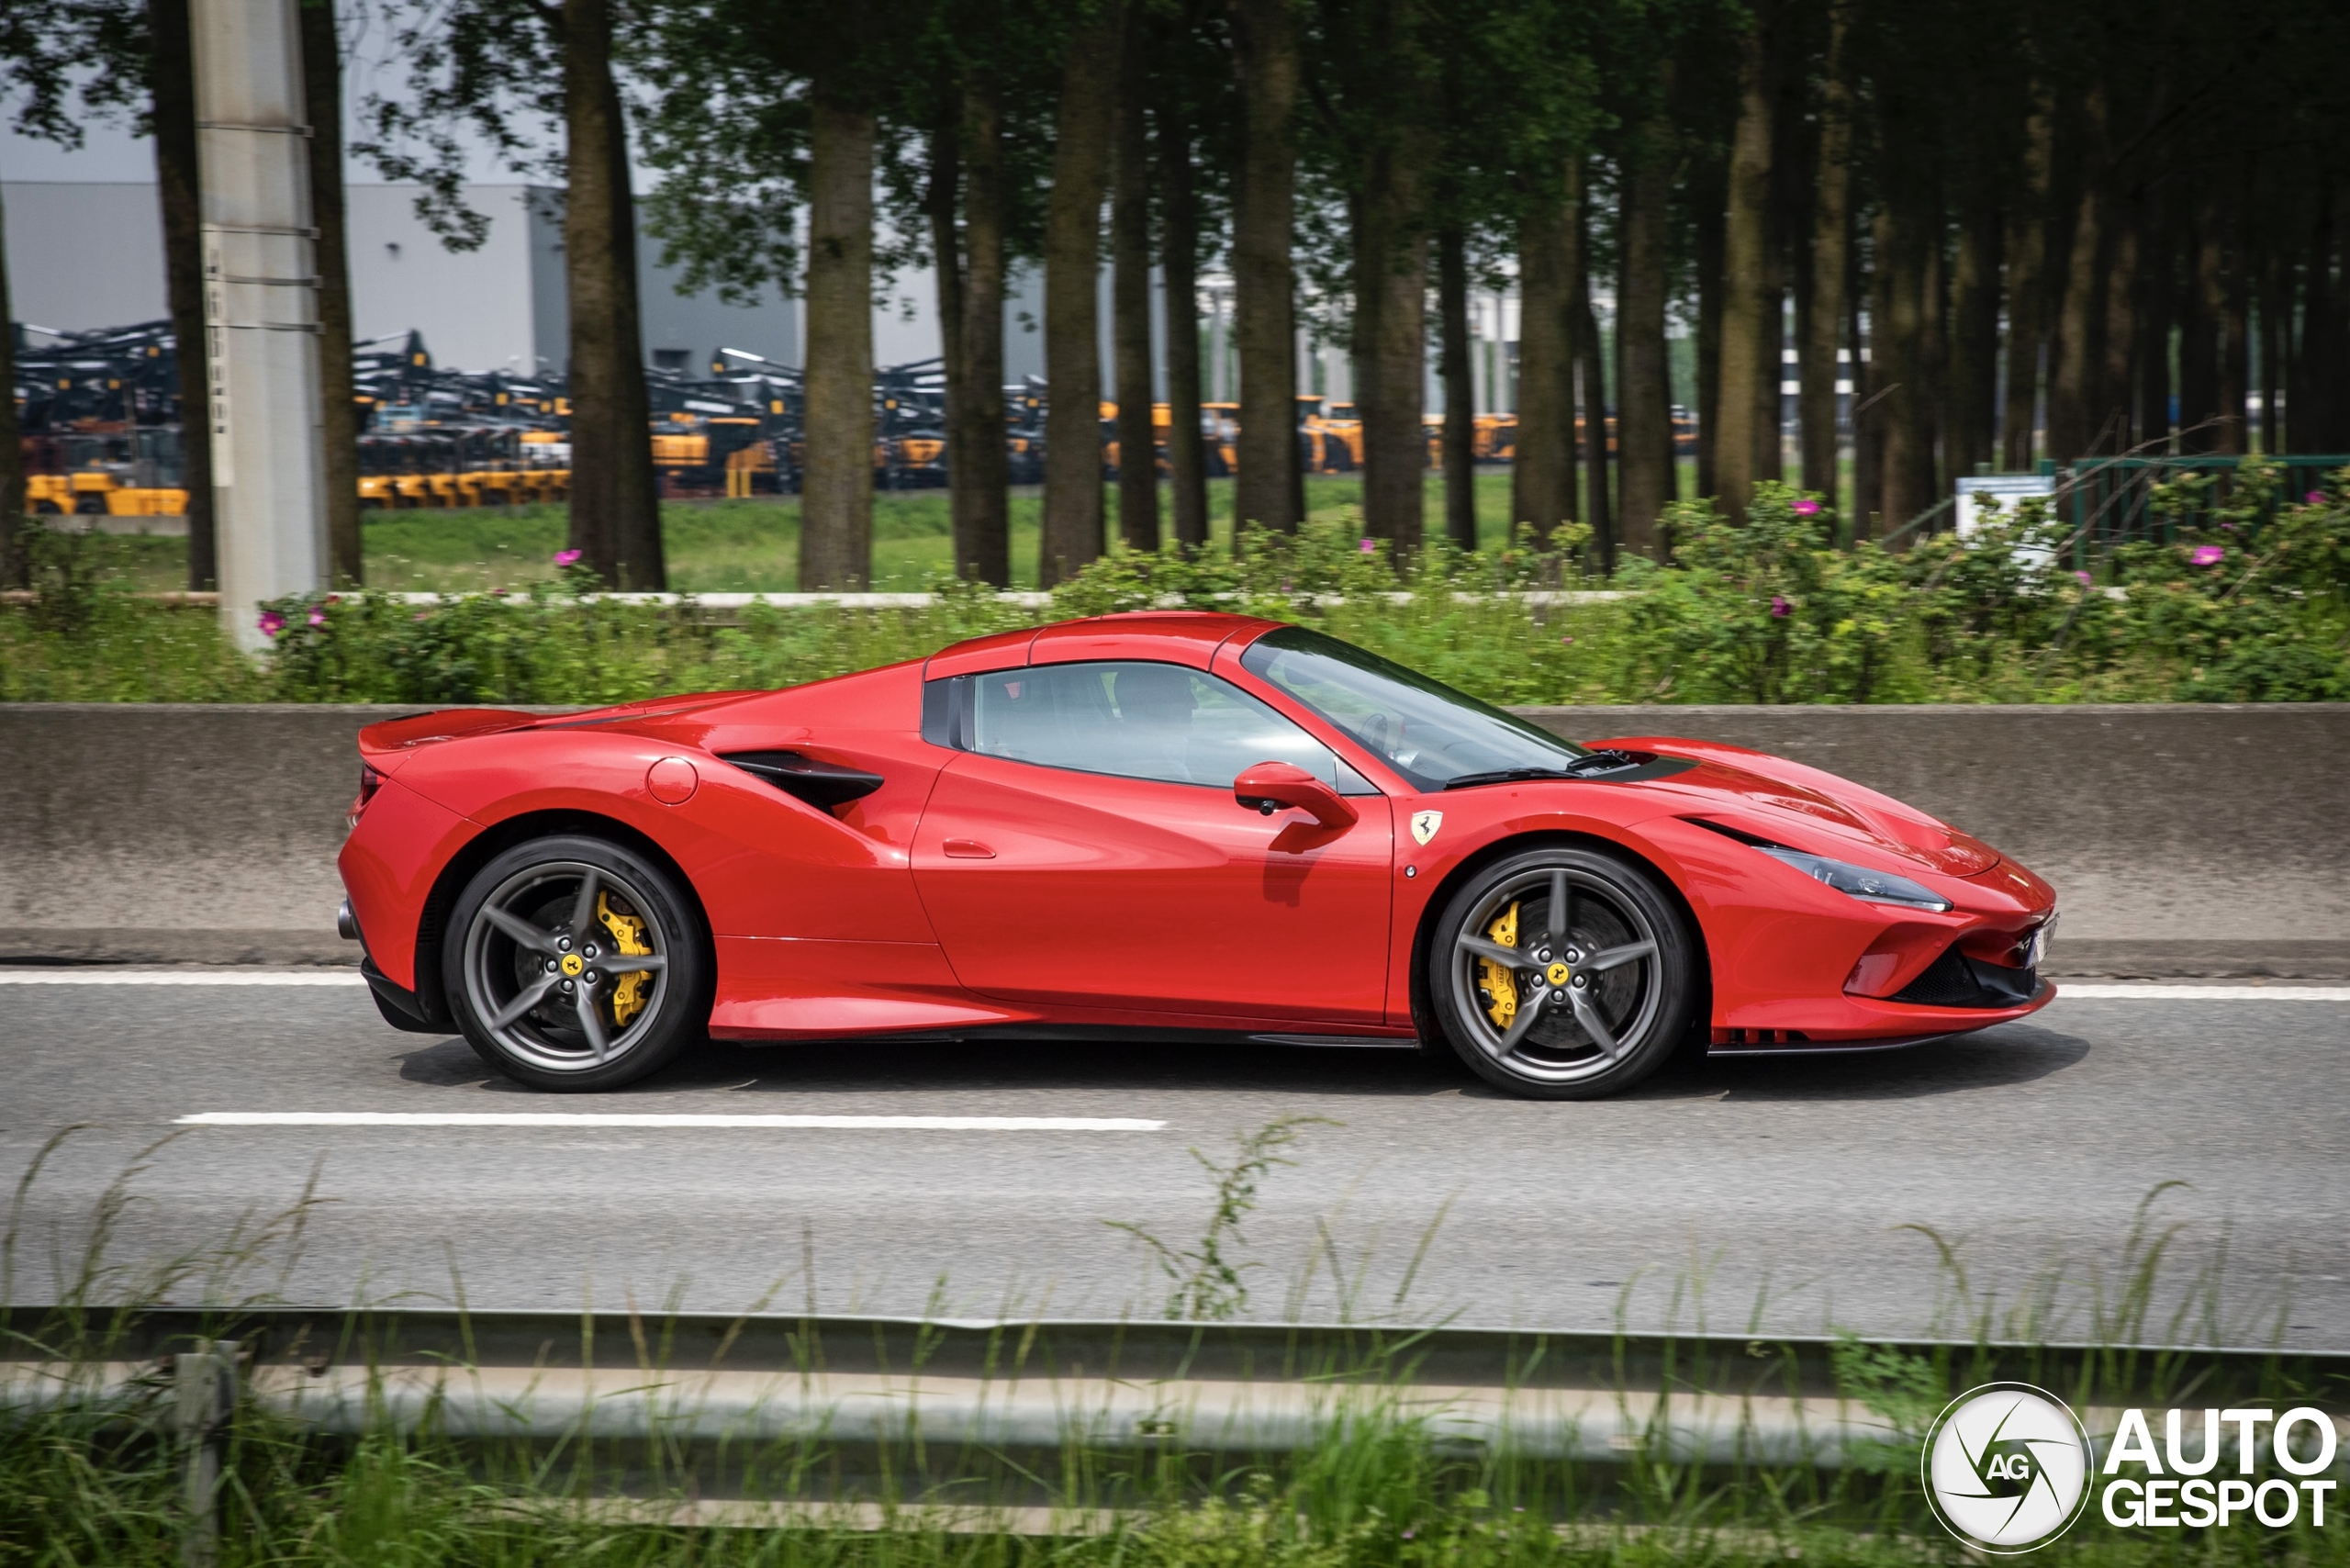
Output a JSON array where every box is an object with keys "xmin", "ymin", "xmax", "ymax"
[{"xmin": 6, "ymin": 472, "xmax": 2347, "ymax": 707}]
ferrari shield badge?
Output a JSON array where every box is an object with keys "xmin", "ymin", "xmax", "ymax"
[{"xmin": 1410, "ymin": 810, "xmax": 1443, "ymax": 846}]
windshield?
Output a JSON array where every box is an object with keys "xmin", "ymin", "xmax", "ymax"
[{"xmin": 1240, "ymin": 627, "xmax": 1590, "ymax": 790}]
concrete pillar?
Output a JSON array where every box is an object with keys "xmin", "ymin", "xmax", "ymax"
[{"xmin": 192, "ymin": 0, "xmax": 327, "ymax": 651}]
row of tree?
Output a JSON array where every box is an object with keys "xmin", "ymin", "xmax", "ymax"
[{"xmin": 6, "ymin": 0, "xmax": 2349, "ymax": 597}]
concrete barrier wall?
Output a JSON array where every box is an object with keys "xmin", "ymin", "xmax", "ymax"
[
  {"xmin": 1524, "ymin": 704, "xmax": 2350, "ymax": 978},
  {"xmin": 5, "ymin": 702, "xmax": 2344, "ymax": 976},
  {"xmin": 0, "ymin": 704, "xmax": 425, "ymax": 965}
]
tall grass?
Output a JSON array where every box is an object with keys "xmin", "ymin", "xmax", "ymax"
[{"xmin": 5, "ymin": 1132, "xmax": 2344, "ymax": 1567}]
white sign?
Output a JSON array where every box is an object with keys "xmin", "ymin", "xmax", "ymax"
[{"xmin": 1954, "ymin": 474, "xmax": 2057, "ymax": 538}]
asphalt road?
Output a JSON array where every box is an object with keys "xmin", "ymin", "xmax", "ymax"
[{"xmin": 4, "ymin": 976, "xmax": 2344, "ymax": 1348}]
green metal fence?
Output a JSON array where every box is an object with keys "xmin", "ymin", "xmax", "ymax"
[{"xmin": 2034, "ymin": 454, "xmax": 2350, "ymax": 564}]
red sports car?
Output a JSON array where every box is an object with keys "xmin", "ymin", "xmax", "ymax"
[{"xmin": 337, "ymin": 613, "xmax": 2057, "ymax": 1100}]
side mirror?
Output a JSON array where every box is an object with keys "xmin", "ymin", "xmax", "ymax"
[{"xmin": 1234, "ymin": 760, "xmax": 1359, "ymax": 833}]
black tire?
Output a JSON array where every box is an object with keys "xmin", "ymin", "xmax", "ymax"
[
  {"xmin": 1427, "ymin": 844, "xmax": 1698, "ymax": 1100},
  {"xmin": 442, "ymin": 834, "xmax": 711, "ymax": 1092}
]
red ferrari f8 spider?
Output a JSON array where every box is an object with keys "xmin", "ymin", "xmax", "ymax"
[{"xmin": 337, "ymin": 613, "xmax": 2057, "ymax": 1099}]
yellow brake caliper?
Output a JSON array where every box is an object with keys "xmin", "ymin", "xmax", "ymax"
[
  {"xmin": 1477, "ymin": 902, "xmax": 1520, "ymax": 1028},
  {"xmin": 597, "ymin": 892, "xmax": 654, "ymax": 1026}
]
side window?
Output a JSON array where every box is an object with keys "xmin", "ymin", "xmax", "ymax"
[{"xmin": 966, "ymin": 661, "xmax": 1367, "ymax": 790}]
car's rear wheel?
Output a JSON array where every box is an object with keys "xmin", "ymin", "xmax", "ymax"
[
  {"xmin": 1427, "ymin": 845, "xmax": 1696, "ymax": 1100},
  {"xmin": 444, "ymin": 835, "xmax": 709, "ymax": 1091}
]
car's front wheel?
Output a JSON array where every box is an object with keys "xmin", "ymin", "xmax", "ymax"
[
  {"xmin": 1427, "ymin": 845, "xmax": 1696, "ymax": 1100},
  {"xmin": 443, "ymin": 835, "xmax": 710, "ymax": 1091}
]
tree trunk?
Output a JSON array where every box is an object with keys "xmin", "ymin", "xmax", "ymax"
[
  {"xmin": 2325, "ymin": 184, "xmax": 2350, "ymax": 452},
  {"xmin": 1852, "ymin": 230, "xmax": 1879, "ymax": 535},
  {"xmin": 150, "ymin": 0, "xmax": 216, "ymax": 590},
  {"xmin": 1112, "ymin": 17, "xmax": 1158, "ymax": 554},
  {"xmin": 956, "ymin": 80, "xmax": 1011, "ymax": 582},
  {"xmin": 2257, "ymin": 244, "xmax": 2282, "ymax": 454},
  {"xmin": 2098, "ymin": 193, "xmax": 2140, "ymax": 452},
  {"xmin": 1753, "ymin": 228, "xmax": 1785, "ymax": 488},
  {"xmin": 2322, "ymin": 185, "xmax": 2350, "ymax": 452},
  {"xmin": 2045, "ymin": 88, "xmax": 2108, "ymax": 464},
  {"xmin": 2133, "ymin": 190, "xmax": 2174, "ymax": 453},
  {"xmin": 2287, "ymin": 188, "xmax": 2331, "ymax": 454},
  {"xmin": 299, "ymin": 0, "xmax": 362, "ymax": 587},
  {"xmin": 1712, "ymin": 16, "xmax": 1773, "ymax": 519},
  {"xmin": 0, "ymin": 183, "xmax": 22, "ymax": 588},
  {"xmin": 2216, "ymin": 176, "xmax": 2249, "ymax": 456},
  {"xmin": 1437, "ymin": 223, "xmax": 1477, "ymax": 550},
  {"xmin": 801, "ymin": 84, "xmax": 876, "ymax": 589},
  {"xmin": 1230, "ymin": 0, "xmax": 1301, "ymax": 534},
  {"xmin": 1616, "ymin": 98, "xmax": 1676, "ymax": 556},
  {"xmin": 1999, "ymin": 95, "xmax": 2053, "ymax": 470},
  {"xmin": 2178, "ymin": 194, "xmax": 2221, "ymax": 455},
  {"xmin": 1039, "ymin": 5, "xmax": 1122, "ymax": 584},
  {"xmin": 1798, "ymin": 6, "xmax": 1851, "ymax": 498},
  {"xmin": 1354, "ymin": 137, "xmax": 1436, "ymax": 553},
  {"xmin": 926, "ymin": 96, "xmax": 968, "ymax": 562},
  {"xmin": 1690, "ymin": 157, "xmax": 1723, "ymax": 503},
  {"xmin": 1917, "ymin": 184, "xmax": 1949, "ymax": 513},
  {"xmin": 1158, "ymin": 93, "xmax": 1209, "ymax": 549},
  {"xmin": 1510, "ymin": 161, "xmax": 1578, "ymax": 542},
  {"xmin": 1875, "ymin": 200, "xmax": 1932, "ymax": 533},
  {"xmin": 565, "ymin": 0, "xmax": 663, "ymax": 588},
  {"xmin": 1572, "ymin": 178, "xmax": 1613, "ymax": 567},
  {"xmin": 1949, "ymin": 188, "xmax": 2000, "ymax": 480}
]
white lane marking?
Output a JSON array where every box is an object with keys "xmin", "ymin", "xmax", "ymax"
[
  {"xmin": 2054, "ymin": 984, "xmax": 2350, "ymax": 1001},
  {"xmin": 0, "ymin": 970, "xmax": 364, "ymax": 986},
  {"xmin": 176, "ymin": 1112, "xmax": 1165, "ymax": 1131}
]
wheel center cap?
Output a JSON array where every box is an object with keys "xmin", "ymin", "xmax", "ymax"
[
  {"xmin": 1546, "ymin": 960, "xmax": 1572, "ymax": 987},
  {"xmin": 561, "ymin": 953, "xmax": 586, "ymax": 978}
]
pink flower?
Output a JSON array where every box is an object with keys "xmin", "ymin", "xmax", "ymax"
[
  {"xmin": 1792, "ymin": 498, "xmax": 1821, "ymax": 517},
  {"xmin": 2074, "ymin": 570, "xmax": 2093, "ymax": 586},
  {"xmin": 1359, "ymin": 537, "xmax": 1376, "ymax": 554},
  {"xmin": 256, "ymin": 610, "xmax": 286, "ymax": 637},
  {"xmin": 2308, "ymin": 491, "xmax": 2325, "ymax": 505},
  {"xmin": 554, "ymin": 548, "xmax": 583, "ymax": 566},
  {"xmin": 2190, "ymin": 544, "xmax": 2224, "ymax": 566},
  {"xmin": 307, "ymin": 608, "xmax": 326, "ymax": 627},
  {"xmin": 1770, "ymin": 595, "xmax": 1791, "ymax": 618},
  {"xmin": 1560, "ymin": 634, "xmax": 1574, "ymax": 645}
]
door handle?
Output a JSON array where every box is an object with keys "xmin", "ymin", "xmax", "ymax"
[{"xmin": 943, "ymin": 838, "xmax": 996, "ymax": 859}]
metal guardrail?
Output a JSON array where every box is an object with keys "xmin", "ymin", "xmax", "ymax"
[
  {"xmin": 7, "ymin": 1308, "xmax": 2347, "ymax": 1552},
  {"xmin": 11, "ymin": 1306, "xmax": 2348, "ymax": 1460},
  {"xmin": 2038, "ymin": 454, "xmax": 2350, "ymax": 562}
]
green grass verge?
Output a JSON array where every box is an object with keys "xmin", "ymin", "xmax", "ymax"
[
  {"xmin": 6, "ymin": 466, "xmax": 2345, "ymax": 706},
  {"xmin": 70, "ymin": 472, "xmax": 1548, "ymax": 595}
]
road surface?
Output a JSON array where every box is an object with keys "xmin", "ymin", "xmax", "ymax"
[{"xmin": 4, "ymin": 973, "xmax": 2344, "ymax": 1347}]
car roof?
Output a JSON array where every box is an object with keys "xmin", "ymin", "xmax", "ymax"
[{"xmin": 923, "ymin": 611, "xmax": 1285, "ymax": 678}]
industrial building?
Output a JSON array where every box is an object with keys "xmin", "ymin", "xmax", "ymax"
[{"xmin": 3, "ymin": 180, "xmax": 798, "ymax": 374}]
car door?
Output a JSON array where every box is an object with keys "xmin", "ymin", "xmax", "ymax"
[{"xmin": 912, "ymin": 660, "xmax": 1393, "ymax": 1023}]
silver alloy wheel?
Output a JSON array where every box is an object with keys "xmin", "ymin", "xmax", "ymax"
[
  {"xmin": 460, "ymin": 858, "xmax": 672, "ymax": 1075},
  {"xmin": 1448, "ymin": 864, "xmax": 1663, "ymax": 1086}
]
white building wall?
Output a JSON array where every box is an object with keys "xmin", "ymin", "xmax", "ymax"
[
  {"xmin": 347, "ymin": 185, "xmax": 546, "ymax": 371},
  {"xmin": 2, "ymin": 183, "xmax": 170, "ymax": 329}
]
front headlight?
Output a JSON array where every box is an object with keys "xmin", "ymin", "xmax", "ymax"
[{"xmin": 1755, "ymin": 845, "xmax": 1953, "ymax": 912}]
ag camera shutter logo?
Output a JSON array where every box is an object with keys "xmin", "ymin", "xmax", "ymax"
[{"xmin": 1923, "ymin": 1383, "xmax": 2094, "ymax": 1553}]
